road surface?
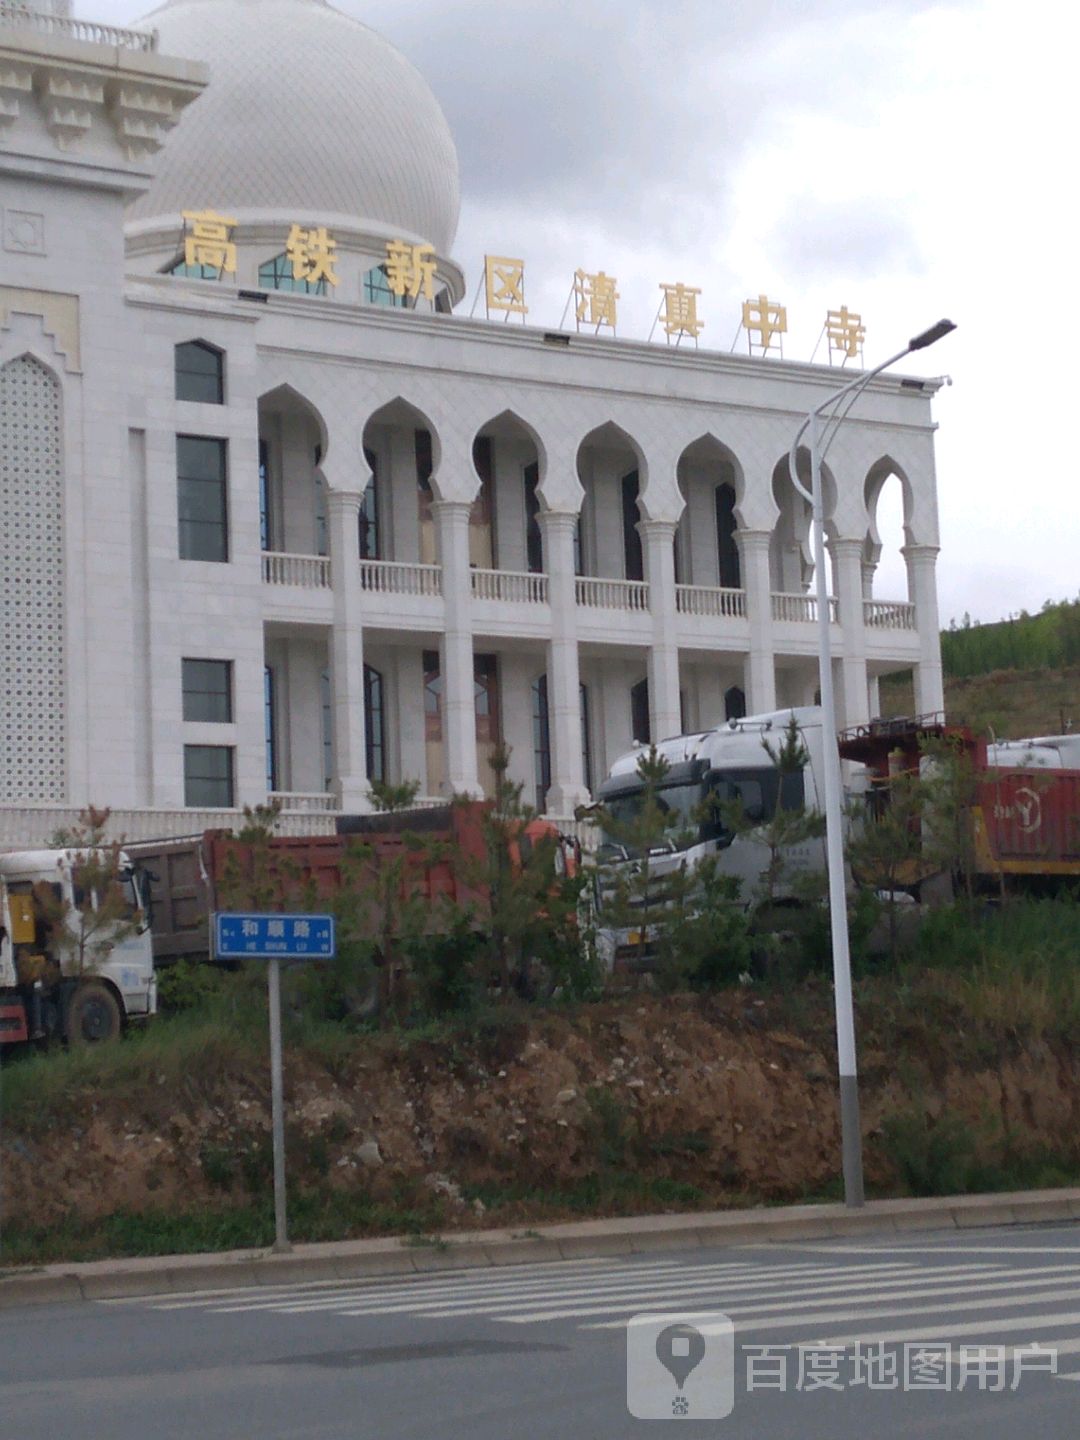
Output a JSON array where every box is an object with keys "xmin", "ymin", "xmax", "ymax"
[{"xmin": 2, "ymin": 1224, "xmax": 1079, "ymax": 1437}]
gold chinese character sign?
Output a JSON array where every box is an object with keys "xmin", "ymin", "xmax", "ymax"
[
  {"xmin": 659, "ymin": 282, "xmax": 704, "ymax": 342},
  {"xmin": 286, "ymin": 224, "xmax": 339, "ymax": 287},
  {"xmin": 826, "ymin": 306, "xmax": 865, "ymax": 362},
  {"xmin": 742, "ymin": 294, "xmax": 787, "ymax": 355},
  {"xmin": 182, "ymin": 209, "xmax": 237, "ymax": 274},
  {"xmin": 484, "ymin": 255, "xmax": 528, "ymax": 317},
  {"xmin": 386, "ymin": 239, "xmax": 437, "ymax": 302},
  {"xmin": 574, "ymin": 269, "xmax": 619, "ymax": 331}
]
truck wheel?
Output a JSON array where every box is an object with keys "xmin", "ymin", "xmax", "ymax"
[{"xmin": 65, "ymin": 981, "xmax": 123, "ymax": 1046}]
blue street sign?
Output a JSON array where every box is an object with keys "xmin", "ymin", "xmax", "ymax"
[{"xmin": 214, "ymin": 912, "xmax": 336, "ymax": 961}]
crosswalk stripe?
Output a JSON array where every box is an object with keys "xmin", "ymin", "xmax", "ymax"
[
  {"xmin": 794, "ymin": 1245, "xmax": 1080, "ymax": 1257},
  {"xmin": 807, "ymin": 1309, "xmax": 1080, "ymax": 1349},
  {"xmin": 166, "ymin": 1257, "xmax": 875, "ymax": 1314},
  {"xmin": 229, "ymin": 1260, "xmax": 946, "ymax": 1318},
  {"xmin": 574, "ymin": 1279, "xmax": 1080, "ymax": 1333}
]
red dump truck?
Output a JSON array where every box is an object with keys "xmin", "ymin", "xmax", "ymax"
[
  {"xmin": 131, "ymin": 802, "xmax": 575, "ymax": 966},
  {"xmin": 839, "ymin": 716, "xmax": 1080, "ymax": 890}
]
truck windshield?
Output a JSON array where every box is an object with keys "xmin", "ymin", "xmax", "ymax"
[{"xmin": 598, "ymin": 780, "xmax": 704, "ymax": 858}]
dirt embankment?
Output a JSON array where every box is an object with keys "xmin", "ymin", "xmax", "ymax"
[{"xmin": 4, "ymin": 990, "xmax": 1079, "ymax": 1232}]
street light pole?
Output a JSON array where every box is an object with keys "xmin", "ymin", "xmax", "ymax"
[{"xmin": 789, "ymin": 319, "xmax": 955, "ymax": 1209}]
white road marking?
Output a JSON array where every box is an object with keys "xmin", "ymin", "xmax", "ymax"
[{"xmin": 806, "ymin": 1308, "xmax": 1080, "ymax": 1348}]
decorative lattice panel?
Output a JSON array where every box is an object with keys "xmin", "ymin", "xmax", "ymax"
[{"xmin": 0, "ymin": 355, "xmax": 65, "ymax": 801}]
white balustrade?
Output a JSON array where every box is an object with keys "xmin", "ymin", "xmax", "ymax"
[
  {"xmin": 471, "ymin": 568, "xmax": 549, "ymax": 604},
  {"xmin": 360, "ymin": 559, "xmax": 442, "ymax": 597},
  {"xmin": 269, "ymin": 792, "xmax": 339, "ymax": 813},
  {"xmin": 575, "ymin": 576, "xmax": 650, "ymax": 611},
  {"xmin": 771, "ymin": 592, "xmax": 839, "ymax": 623},
  {"xmin": 675, "ymin": 585, "xmax": 747, "ymax": 619},
  {"xmin": 261, "ymin": 551, "xmax": 331, "ymax": 589},
  {"xmin": 864, "ymin": 598, "xmax": 917, "ymax": 631},
  {"xmin": 0, "ymin": 5, "xmax": 158, "ymax": 48}
]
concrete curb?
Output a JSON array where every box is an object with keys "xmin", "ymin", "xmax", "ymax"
[{"xmin": 2, "ymin": 1187, "xmax": 1077, "ymax": 1309}]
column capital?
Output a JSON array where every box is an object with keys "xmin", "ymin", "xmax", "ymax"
[
  {"xmin": 735, "ymin": 527, "xmax": 772, "ymax": 551},
  {"xmin": 538, "ymin": 508, "xmax": 579, "ymax": 536},
  {"xmin": 639, "ymin": 516, "xmax": 678, "ymax": 541},
  {"xmin": 828, "ymin": 535, "xmax": 866, "ymax": 558},
  {"xmin": 326, "ymin": 486, "xmax": 364, "ymax": 515},
  {"xmin": 431, "ymin": 498, "xmax": 473, "ymax": 519}
]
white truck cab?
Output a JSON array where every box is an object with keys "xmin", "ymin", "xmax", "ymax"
[{"xmin": 0, "ymin": 848, "xmax": 156, "ymax": 1045}]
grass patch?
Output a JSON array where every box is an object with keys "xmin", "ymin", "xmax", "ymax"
[
  {"xmin": 0, "ymin": 1184, "xmax": 448, "ymax": 1267},
  {"xmin": 463, "ymin": 1170, "xmax": 709, "ymax": 1219}
]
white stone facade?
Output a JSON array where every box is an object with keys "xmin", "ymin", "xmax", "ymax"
[{"xmin": 0, "ymin": 0, "xmax": 946, "ymax": 842}]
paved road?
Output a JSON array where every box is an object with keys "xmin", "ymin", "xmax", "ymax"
[{"xmin": 3, "ymin": 1224, "xmax": 1079, "ymax": 1437}]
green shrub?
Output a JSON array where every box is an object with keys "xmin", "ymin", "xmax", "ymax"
[{"xmin": 882, "ymin": 1106, "xmax": 976, "ymax": 1196}]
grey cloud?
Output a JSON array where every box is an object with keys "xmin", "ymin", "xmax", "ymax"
[{"xmin": 768, "ymin": 195, "xmax": 926, "ymax": 282}]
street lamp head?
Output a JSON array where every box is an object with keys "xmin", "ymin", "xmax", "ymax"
[{"xmin": 908, "ymin": 319, "xmax": 956, "ymax": 352}]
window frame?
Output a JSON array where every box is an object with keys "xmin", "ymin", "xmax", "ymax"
[
  {"xmin": 183, "ymin": 744, "xmax": 235, "ymax": 808},
  {"xmin": 174, "ymin": 340, "xmax": 225, "ymax": 405},
  {"xmin": 177, "ymin": 433, "xmax": 229, "ymax": 563},
  {"xmin": 259, "ymin": 252, "xmax": 328, "ymax": 296},
  {"xmin": 181, "ymin": 657, "xmax": 233, "ymax": 724}
]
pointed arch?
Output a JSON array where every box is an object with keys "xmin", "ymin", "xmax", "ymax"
[
  {"xmin": 576, "ymin": 421, "xmax": 648, "ymax": 582},
  {"xmin": 676, "ymin": 433, "xmax": 747, "ymax": 589}
]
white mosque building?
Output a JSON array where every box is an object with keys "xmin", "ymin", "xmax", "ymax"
[{"xmin": 0, "ymin": 0, "xmax": 947, "ymax": 841}]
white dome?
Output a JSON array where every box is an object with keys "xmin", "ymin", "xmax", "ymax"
[{"xmin": 127, "ymin": 0, "xmax": 460, "ymax": 256}]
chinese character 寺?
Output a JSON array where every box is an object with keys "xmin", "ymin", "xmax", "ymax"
[
  {"xmin": 574, "ymin": 269, "xmax": 619, "ymax": 330},
  {"xmin": 286, "ymin": 224, "xmax": 339, "ymax": 287},
  {"xmin": 182, "ymin": 210, "xmax": 237, "ymax": 274},
  {"xmin": 660, "ymin": 282, "xmax": 704, "ymax": 340},
  {"xmin": 827, "ymin": 305, "xmax": 865, "ymax": 361},
  {"xmin": 484, "ymin": 255, "xmax": 528, "ymax": 316},
  {"xmin": 385, "ymin": 240, "xmax": 437, "ymax": 302},
  {"xmin": 742, "ymin": 293, "xmax": 787, "ymax": 353}
]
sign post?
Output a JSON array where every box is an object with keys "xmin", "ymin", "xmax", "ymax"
[{"xmin": 213, "ymin": 913, "xmax": 336, "ymax": 1253}]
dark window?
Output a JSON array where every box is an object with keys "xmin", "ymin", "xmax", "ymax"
[
  {"xmin": 182, "ymin": 658, "xmax": 232, "ymax": 723},
  {"xmin": 184, "ymin": 745, "xmax": 234, "ymax": 807},
  {"xmin": 258, "ymin": 439, "xmax": 272, "ymax": 551},
  {"xmin": 716, "ymin": 483, "xmax": 741, "ymax": 588},
  {"xmin": 474, "ymin": 653, "xmax": 499, "ymax": 743},
  {"xmin": 264, "ymin": 665, "xmax": 278, "ymax": 792},
  {"xmin": 423, "ymin": 649, "xmax": 442, "ymax": 742},
  {"xmin": 532, "ymin": 674, "xmax": 551, "ymax": 809},
  {"xmin": 177, "ymin": 435, "xmax": 228, "ymax": 562},
  {"xmin": 314, "ymin": 443, "xmax": 327, "ymax": 557},
  {"xmin": 359, "ymin": 447, "xmax": 379, "ymax": 559},
  {"xmin": 724, "ymin": 685, "xmax": 747, "ymax": 721},
  {"xmin": 364, "ymin": 663, "xmax": 385, "ymax": 783},
  {"xmin": 471, "ymin": 436, "xmax": 496, "ymax": 564},
  {"xmin": 364, "ymin": 264, "xmax": 406, "ymax": 307},
  {"xmin": 321, "ymin": 668, "xmax": 334, "ymax": 791},
  {"xmin": 622, "ymin": 470, "xmax": 644, "ymax": 582},
  {"xmin": 574, "ymin": 513, "xmax": 584, "ymax": 576},
  {"xmin": 580, "ymin": 682, "xmax": 593, "ymax": 792},
  {"xmin": 524, "ymin": 462, "xmax": 543, "ymax": 574},
  {"xmin": 631, "ymin": 677, "xmax": 650, "ymax": 745},
  {"xmin": 166, "ymin": 256, "xmax": 222, "ymax": 281},
  {"xmin": 259, "ymin": 253, "xmax": 327, "ymax": 296},
  {"xmin": 175, "ymin": 341, "xmax": 224, "ymax": 404}
]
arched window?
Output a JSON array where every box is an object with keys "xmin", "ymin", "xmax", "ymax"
[
  {"xmin": 364, "ymin": 663, "xmax": 385, "ymax": 783},
  {"xmin": 364, "ymin": 264, "xmax": 406, "ymax": 307},
  {"xmin": 165, "ymin": 256, "xmax": 222, "ymax": 281},
  {"xmin": 631, "ymin": 678, "xmax": 650, "ymax": 745},
  {"xmin": 532, "ymin": 674, "xmax": 551, "ymax": 809},
  {"xmin": 622, "ymin": 470, "xmax": 644, "ymax": 582},
  {"xmin": 175, "ymin": 341, "xmax": 224, "ymax": 404},
  {"xmin": 359, "ymin": 447, "xmax": 380, "ymax": 559},
  {"xmin": 524, "ymin": 461, "xmax": 543, "ymax": 574},
  {"xmin": 259, "ymin": 253, "xmax": 327, "ymax": 296},
  {"xmin": 724, "ymin": 685, "xmax": 746, "ymax": 721},
  {"xmin": 715, "ymin": 483, "xmax": 741, "ymax": 589}
]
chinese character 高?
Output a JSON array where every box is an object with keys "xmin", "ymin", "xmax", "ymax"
[{"xmin": 182, "ymin": 209, "xmax": 237, "ymax": 275}]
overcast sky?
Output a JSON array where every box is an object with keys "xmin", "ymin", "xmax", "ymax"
[{"xmin": 88, "ymin": 0, "xmax": 1075, "ymax": 626}]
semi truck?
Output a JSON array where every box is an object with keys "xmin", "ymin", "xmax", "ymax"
[
  {"xmin": 0, "ymin": 848, "xmax": 156, "ymax": 1046},
  {"xmin": 591, "ymin": 706, "xmax": 832, "ymax": 969}
]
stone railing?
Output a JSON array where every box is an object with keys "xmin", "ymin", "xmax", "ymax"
[
  {"xmin": 261, "ymin": 551, "xmax": 331, "ymax": 589},
  {"xmin": 0, "ymin": 4, "xmax": 158, "ymax": 50},
  {"xmin": 360, "ymin": 559, "xmax": 442, "ymax": 597},
  {"xmin": 675, "ymin": 584, "xmax": 747, "ymax": 619},
  {"xmin": 269, "ymin": 791, "xmax": 338, "ymax": 814},
  {"xmin": 0, "ymin": 805, "xmax": 336, "ymax": 848},
  {"xmin": 771, "ymin": 592, "xmax": 839, "ymax": 624},
  {"xmin": 471, "ymin": 568, "xmax": 548, "ymax": 604},
  {"xmin": 864, "ymin": 598, "xmax": 917, "ymax": 631},
  {"xmin": 575, "ymin": 576, "xmax": 650, "ymax": 611}
]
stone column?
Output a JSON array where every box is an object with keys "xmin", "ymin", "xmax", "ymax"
[
  {"xmin": 831, "ymin": 536, "xmax": 870, "ymax": 729},
  {"xmin": 434, "ymin": 499, "xmax": 480, "ymax": 794},
  {"xmin": 540, "ymin": 509, "xmax": 589, "ymax": 813},
  {"xmin": 905, "ymin": 543, "xmax": 945, "ymax": 716},
  {"xmin": 737, "ymin": 528, "xmax": 776, "ymax": 715},
  {"xmin": 327, "ymin": 488, "xmax": 369, "ymax": 811},
  {"xmin": 641, "ymin": 518, "xmax": 681, "ymax": 741}
]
